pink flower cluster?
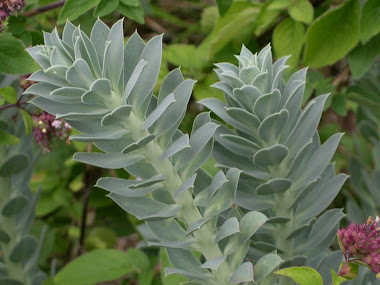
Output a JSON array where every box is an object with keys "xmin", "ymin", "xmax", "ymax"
[
  {"xmin": 337, "ymin": 216, "xmax": 380, "ymax": 274},
  {"xmin": 32, "ymin": 112, "xmax": 71, "ymax": 153},
  {"xmin": 0, "ymin": 0, "xmax": 26, "ymax": 31}
]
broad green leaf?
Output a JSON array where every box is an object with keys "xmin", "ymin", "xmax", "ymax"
[
  {"xmin": 304, "ymin": 0, "xmax": 360, "ymax": 67},
  {"xmin": 275, "ymin": 267, "xmax": 323, "ymax": 285},
  {"xmin": 54, "ymin": 249, "xmax": 134, "ymax": 285},
  {"xmin": 126, "ymin": 248, "xmax": 150, "ymax": 272},
  {"xmin": 0, "ymin": 33, "xmax": 40, "ymax": 74},
  {"xmin": 360, "ymin": 0, "xmax": 380, "ymax": 44},
  {"xmin": 348, "ymin": 33, "xmax": 380, "ymax": 79},
  {"xmin": 118, "ymin": 3, "xmax": 145, "ymax": 24},
  {"xmin": 58, "ymin": 0, "xmax": 100, "ymax": 25},
  {"xmin": 201, "ymin": 6, "xmax": 219, "ymax": 35},
  {"xmin": 0, "ymin": 129, "xmax": 19, "ymax": 146},
  {"xmin": 288, "ymin": 0, "xmax": 314, "ymax": 24},
  {"xmin": 216, "ymin": 0, "xmax": 232, "ymax": 15},
  {"xmin": 273, "ymin": 18, "xmax": 305, "ymax": 67},
  {"xmin": 0, "ymin": 87, "xmax": 17, "ymax": 103},
  {"xmin": 164, "ymin": 44, "xmax": 207, "ymax": 71},
  {"xmin": 94, "ymin": 0, "xmax": 119, "ymax": 17}
]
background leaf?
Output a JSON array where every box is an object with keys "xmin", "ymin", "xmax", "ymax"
[
  {"xmin": 360, "ymin": 0, "xmax": 380, "ymax": 44},
  {"xmin": 273, "ymin": 18, "xmax": 305, "ymax": 67},
  {"xmin": 58, "ymin": 0, "xmax": 101, "ymax": 25},
  {"xmin": 216, "ymin": 0, "xmax": 232, "ymax": 16},
  {"xmin": 54, "ymin": 249, "xmax": 134, "ymax": 285},
  {"xmin": 288, "ymin": 0, "xmax": 314, "ymax": 24},
  {"xmin": 0, "ymin": 33, "xmax": 40, "ymax": 74},
  {"xmin": 303, "ymin": 0, "xmax": 360, "ymax": 67},
  {"xmin": 348, "ymin": 33, "xmax": 380, "ymax": 79}
]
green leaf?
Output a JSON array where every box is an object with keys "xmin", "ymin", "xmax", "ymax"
[
  {"xmin": 0, "ymin": 129, "xmax": 19, "ymax": 146},
  {"xmin": 118, "ymin": 3, "xmax": 145, "ymax": 24},
  {"xmin": 94, "ymin": 0, "xmax": 119, "ymax": 17},
  {"xmin": 331, "ymin": 93, "xmax": 347, "ymax": 117},
  {"xmin": 267, "ymin": 0, "xmax": 291, "ymax": 10},
  {"xmin": 275, "ymin": 267, "xmax": 323, "ymax": 285},
  {"xmin": 360, "ymin": 0, "xmax": 380, "ymax": 44},
  {"xmin": 0, "ymin": 86, "xmax": 17, "ymax": 103},
  {"xmin": 273, "ymin": 18, "xmax": 305, "ymax": 67},
  {"xmin": 58, "ymin": 0, "xmax": 101, "ymax": 25},
  {"xmin": 288, "ymin": 0, "xmax": 314, "ymax": 24},
  {"xmin": 216, "ymin": 0, "xmax": 232, "ymax": 15},
  {"xmin": 164, "ymin": 44, "xmax": 207, "ymax": 71},
  {"xmin": 20, "ymin": 109, "xmax": 33, "ymax": 135},
  {"xmin": 126, "ymin": 248, "xmax": 150, "ymax": 272},
  {"xmin": 0, "ymin": 33, "xmax": 40, "ymax": 74},
  {"xmin": 54, "ymin": 249, "xmax": 134, "ymax": 285},
  {"xmin": 304, "ymin": 0, "xmax": 360, "ymax": 68},
  {"xmin": 208, "ymin": 3, "xmax": 259, "ymax": 57},
  {"xmin": 348, "ymin": 33, "xmax": 380, "ymax": 79}
]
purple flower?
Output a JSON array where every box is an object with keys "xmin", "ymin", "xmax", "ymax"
[
  {"xmin": 32, "ymin": 112, "xmax": 71, "ymax": 153},
  {"xmin": 337, "ymin": 216, "xmax": 380, "ymax": 275},
  {"xmin": 0, "ymin": 0, "xmax": 26, "ymax": 31}
]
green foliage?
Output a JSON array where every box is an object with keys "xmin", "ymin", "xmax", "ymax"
[
  {"xmin": 54, "ymin": 248, "xmax": 149, "ymax": 285},
  {"xmin": 0, "ymin": 81, "xmax": 45, "ymax": 284},
  {"xmin": 1, "ymin": 0, "xmax": 380, "ymax": 284},
  {"xmin": 288, "ymin": 0, "xmax": 313, "ymax": 24},
  {"xmin": 25, "ymin": 19, "xmax": 273, "ymax": 284},
  {"xmin": 304, "ymin": 0, "xmax": 360, "ymax": 67},
  {"xmin": 275, "ymin": 267, "xmax": 323, "ymax": 285},
  {"xmin": 0, "ymin": 33, "xmax": 40, "ymax": 74},
  {"xmin": 360, "ymin": 0, "xmax": 380, "ymax": 44},
  {"xmin": 273, "ymin": 18, "xmax": 305, "ymax": 67}
]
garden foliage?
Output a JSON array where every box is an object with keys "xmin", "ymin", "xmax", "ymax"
[
  {"xmin": 0, "ymin": 0, "xmax": 380, "ymax": 284},
  {"xmin": 0, "ymin": 77, "xmax": 45, "ymax": 285}
]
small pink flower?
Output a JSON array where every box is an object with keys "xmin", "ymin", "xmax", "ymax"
[
  {"xmin": 32, "ymin": 112, "xmax": 71, "ymax": 153},
  {"xmin": 337, "ymin": 217, "xmax": 380, "ymax": 276}
]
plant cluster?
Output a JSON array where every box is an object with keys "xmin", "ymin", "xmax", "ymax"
[{"xmin": 0, "ymin": 0, "xmax": 380, "ymax": 284}]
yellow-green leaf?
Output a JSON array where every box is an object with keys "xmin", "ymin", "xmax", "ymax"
[
  {"xmin": 275, "ymin": 266, "xmax": 323, "ymax": 285},
  {"xmin": 288, "ymin": 0, "xmax": 314, "ymax": 24}
]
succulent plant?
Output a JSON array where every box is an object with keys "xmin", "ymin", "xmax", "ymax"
[
  {"xmin": 24, "ymin": 19, "xmax": 285, "ymax": 284},
  {"xmin": 200, "ymin": 45, "xmax": 348, "ymax": 284},
  {"xmin": 0, "ymin": 78, "xmax": 45, "ymax": 285}
]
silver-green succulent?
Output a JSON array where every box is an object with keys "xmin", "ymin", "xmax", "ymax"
[
  {"xmin": 0, "ymin": 82, "xmax": 45, "ymax": 285},
  {"xmin": 24, "ymin": 19, "xmax": 283, "ymax": 284},
  {"xmin": 201, "ymin": 45, "xmax": 349, "ymax": 284}
]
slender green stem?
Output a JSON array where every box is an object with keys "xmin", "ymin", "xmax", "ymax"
[{"xmin": 126, "ymin": 112, "xmax": 233, "ymax": 284}]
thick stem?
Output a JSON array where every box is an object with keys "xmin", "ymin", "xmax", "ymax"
[{"xmin": 126, "ymin": 112, "xmax": 233, "ymax": 284}]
